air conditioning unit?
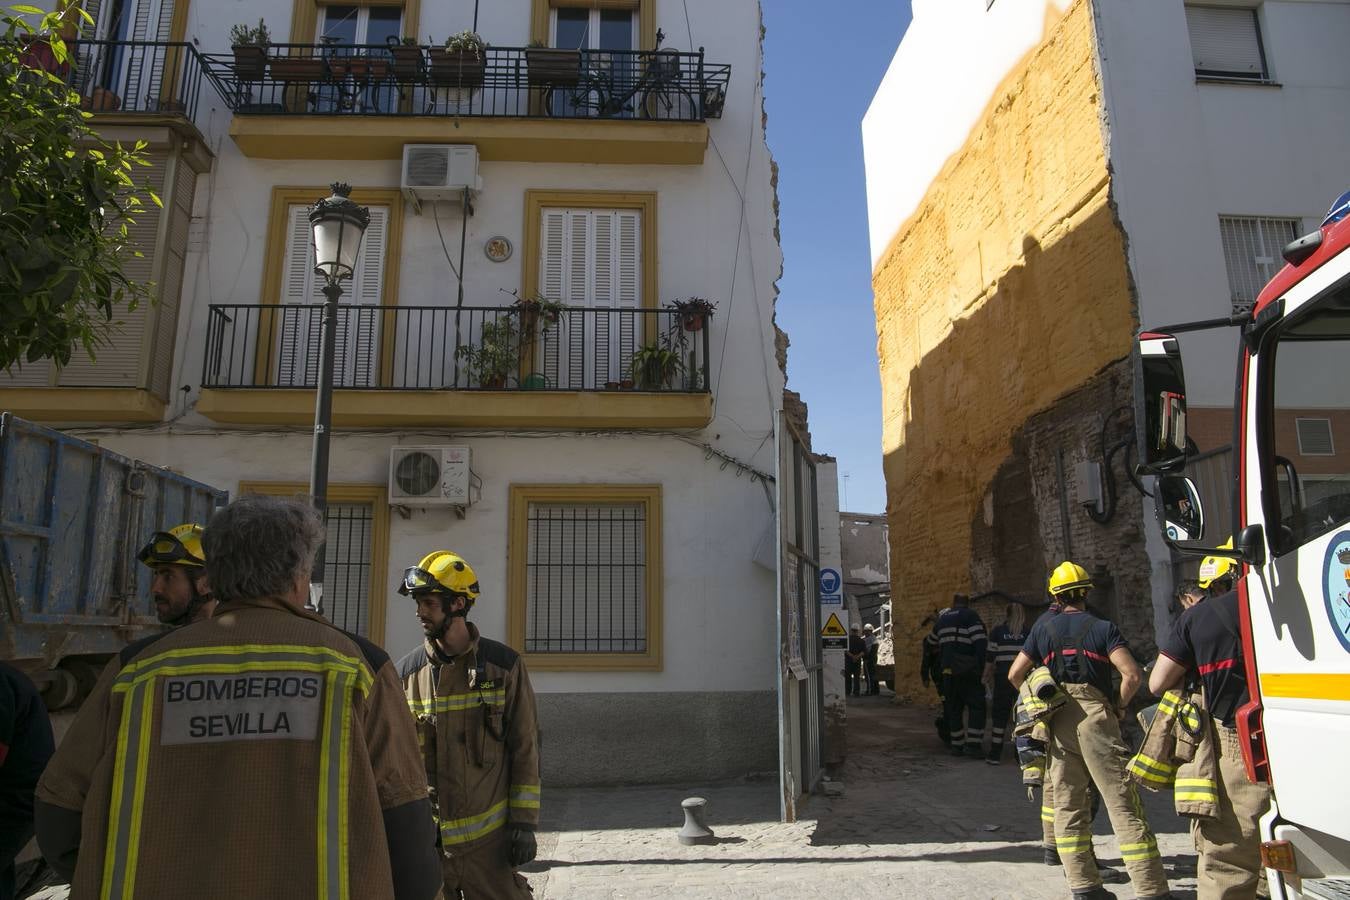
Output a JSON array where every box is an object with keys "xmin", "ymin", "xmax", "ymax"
[
  {"xmin": 400, "ymin": 144, "xmax": 482, "ymax": 210},
  {"xmin": 389, "ymin": 446, "xmax": 471, "ymax": 507}
]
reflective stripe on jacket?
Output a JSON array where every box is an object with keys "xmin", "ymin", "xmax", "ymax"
[
  {"xmin": 34, "ymin": 596, "xmax": 431, "ymax": 900},
  {"xmin": 1127, "ymin": 689, "xmax": 1219, "ymax": 819},
  {"xmin": 398, "ymin": 624, "xmax": 541, "ymax": 852}
]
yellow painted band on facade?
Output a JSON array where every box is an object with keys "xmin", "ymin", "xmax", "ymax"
[
  {"xmin": 0, "ymin": 388, "xmax": 166, "ymax": 424},
  {"xmin": 1260, "ymin": 673, "xmax": 1350, "ymax": 702}
]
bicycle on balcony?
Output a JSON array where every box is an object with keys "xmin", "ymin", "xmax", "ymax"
[{"xmin": 541, "ymin": 29, "xmax": 699, "ymax": 120}]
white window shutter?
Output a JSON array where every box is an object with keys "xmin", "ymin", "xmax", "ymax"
[
  {"xmin": 593, "ymin": 211, "xmax": 614, "ymax": 307},
  {"xmin": 335, "ymin": 205, "xmax": 387, "ymax": 387},
  {"xmin": 566, "ymin": 210, "xmax": 590, "ymax": 386},
  {"xmin": 615, "ymin": 210, "xmax": 641, "ymax": 309},
  {"xmin": 1186, "ymin": 6, "xmax": 1265, "ymax": 78},
  {"xmin": 277, "ymin": 204, "xmax": 320, "ymax": 386},
  {"xmin": 539, "ymin": 210, "xmax": 567, "ymax": 302}
]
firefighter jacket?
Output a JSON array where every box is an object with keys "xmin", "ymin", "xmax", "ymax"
[
  {"xmin": 397, "ymin": 623, "xmax": 541, "ymax": 852},
  {"xmin": 33, "ymin": 595, "xmax": 440, "ymax": 900},
  {"xmin": 1127, "ymin": 689, "xmax": 1219, "ymax": 819},
  {"xmin": 1013, "ymin": 667, "xmax": 1065, "ymax": 788}
]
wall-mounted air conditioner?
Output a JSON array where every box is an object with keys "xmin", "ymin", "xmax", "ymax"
[
  {"xmin": 400, "ymin": 144, "xmax": 482, "ymax": 211},
  {"xmin": 389, "ymin": 446, "xmax": 471, "ymax": 507}
]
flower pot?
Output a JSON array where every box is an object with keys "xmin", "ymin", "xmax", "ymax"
[
  {"xmin": 481, "ymin": 374, "xmax": 508, "ymax": 389},
  {"xmin": 329, "ymin": 56, "xmax": 390, "ymax": 79},
  {"xmin": 619, "ymin": 379, "xmax": 635, "ymax": 390},
  {"xmin": 269, "ymin": 56, "xmax": 326, "ymax": 82},
  {"xmin": 389, "ymin": 44, "xmax": 423, "ymax": 80},
  {"xmin": 526, "ymin": 47, "xmax": 580, "ymax": 86},
  {"xmin": 429, "ymin": 47, "xmax": 484, "ymax": 88},
  {"xmin": 681, "ymin": 312, "xmax": 706, "ymax": 332},
  {"xmin": 605, "ymin": 381, "xmax": 620, "ymax": 391},
  {"xmin": 231, "ymin": 44, "xmax": 267, "ymax": 79},
  {"xmin": 81, "ymin": 86, "xmax": 121, "ymax": 111}
]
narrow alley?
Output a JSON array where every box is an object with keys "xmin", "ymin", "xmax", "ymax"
[{"xmin": 526, "ymin": 698, "xmax": 1198, "ymax": 898}]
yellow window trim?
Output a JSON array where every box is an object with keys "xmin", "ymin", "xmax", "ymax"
[
  {"xmin": 255, "ymin": 186, "xmax": 404, "ymax": 388},
  {"xmin": 521, "ymin": 190, "xmax": 658, "ymax": 323},
  {"xmin": 290, "ymin": 0, "xmax": 421, "ymax": 44},
  {"xmin": 237, "ymin": 481, "xmax": 390, "ymax": 647},
  {"xmin": 507, "ymin": 484, "xmax": 663, "ymax": 671},
  {"xmin": 531, "ymin": 0, "xmax": 655, "ymax": 52}
]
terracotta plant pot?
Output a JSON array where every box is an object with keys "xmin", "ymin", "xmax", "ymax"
[
  {"xmin": 619, "ymin": 379, "xmax": 635, "ymax": 390},
  {"xmin": 231, "ymin": 44, "xmax": 267, "ymax": 79},
  {"xmin": 526, "ymin": 47, "xmax": 580, "ymax": 86},
  {"xmin": 428, "ymin": 47, "xmax": 485, "ymax": 88},
  {"xmin": 329, "ymin": 56, "xmax": 390, "ymax": 79},
  {"xmin": 681, "ymin": 312, "xmax": 705, "ymax": 332},
  {"xmin": 81, "ymin": 86, "xmax": 121, "ymax": 111},
  {"xmin": 605, "ymin": 381, "xmax": 619, "ymax": 391},
  {"xmin": 269, "ymin": 56, "xmax": 326, "ymax": 82},
  {"xmin": 481, "ymin": 374, "xmax": 508, "ymax": 390}
]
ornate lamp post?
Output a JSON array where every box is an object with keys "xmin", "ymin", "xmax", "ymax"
[{"xmin": 306, "ymin": 183, "xmax": 370, "ymax": 612}]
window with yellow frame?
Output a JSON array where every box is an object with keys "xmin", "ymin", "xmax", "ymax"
[
  {"xmin": 507, "ymin": 484, "xmax": 662, "ymax": 671},
  {"xmin": 237, "ymin": 482, "xmax": 391, "ymax": 646}
]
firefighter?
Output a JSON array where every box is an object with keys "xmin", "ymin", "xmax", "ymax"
[
  {"xmin": 1149, "ymin": 543, "xmax": 1270, "ymax": 898},
  {"xmin": 1008, "ymin": 561, "xmax": 1171, "ymax": 900},
  {"xmin": 136, "ymin": 522, "xmax": 216, "ymax": 625},
  {"xmin": 931, "ymin": 593, "xmax": 987, "ymax": 757},
  {"xmin": 33, "ymin": 495, "xmax": 441, "ymax": 900},
  {"xmin": 919, "ymin": 612, "xmax": 949, "ymax": 744},
  {"xmin": 984, "ymin": 602, "xmax": 1027, "ymax": 764},
  {"xmin": 396, "ymin": 551, "xmax": 541, "ymax": 900}
]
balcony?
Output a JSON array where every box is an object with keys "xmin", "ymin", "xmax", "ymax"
[
  {"xmin": 197, "ymin": 304, "xmax": 714, "ymax": 429},
  {"xmin": 198, "ymin": 43, "xmax": 731, "ymax": 164}
]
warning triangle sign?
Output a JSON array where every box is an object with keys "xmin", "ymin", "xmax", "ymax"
[{"xmin": 821, "ymin": 613, "xmax": 847, "ymax": 637}]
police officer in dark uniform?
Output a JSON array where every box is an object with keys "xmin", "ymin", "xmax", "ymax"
[{"xmin": 930, "ymin": 594, "xmax": 987, "ymax": 757}]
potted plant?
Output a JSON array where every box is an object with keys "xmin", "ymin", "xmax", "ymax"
[
  {"xmin": 512, "ymin": 294, "xmax": 567, "ymax": 338},
  {"xmin": 455, "ymin": 316, "xmax": 519, "ymax": 389},
  {"xmin": 387, "ymin": 35, "xmax": 423, "ymax": 80},
  {"xmin": 329, "ymin": 53, "xmax": 389, "ymax": 79},
  {"xmin": 630, "ymin": 340, "xmax": 686, "ymax": 390},
  {"xmin": 269, "ymin": 48, "xmax": 326, "ymax": 82},
  {"xmin": 670, "ymin": 297, "xmax": 717, "ymax": 332},
  {"xmin": 525, "ymin": 39, "xmax": 580, "ymax": 87},
  {"xmin": 429, "ymin": 30, "xmax": 486, "ymax": 88},
  {"xmin": 229, "ymin": 19, "xmax": 270, "ymax": 79}
]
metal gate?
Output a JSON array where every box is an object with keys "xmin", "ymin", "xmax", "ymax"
[{"xmin": 776, "ymin": 413, "xmax": 824, "ymax": 821}]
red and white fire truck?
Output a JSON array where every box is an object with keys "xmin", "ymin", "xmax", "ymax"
[{"xmin": 1137, "ymin": 190, "xmax": 1350, "ymax": 899}]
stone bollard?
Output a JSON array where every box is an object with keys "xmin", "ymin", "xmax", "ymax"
[{"xmin": 678, "ymin": 797, "xmax": 716, "ymax": 846}]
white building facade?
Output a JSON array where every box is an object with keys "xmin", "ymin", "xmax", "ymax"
[{"xmin": 5, "ymin": 0, "xmax": 786, "ymax": 785}]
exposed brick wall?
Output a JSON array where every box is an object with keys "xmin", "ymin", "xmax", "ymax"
[{"xmin": 872, "ymin": 0, "xmax": 1141, "ymax": 697}]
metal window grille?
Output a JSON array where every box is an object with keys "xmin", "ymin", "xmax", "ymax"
[
  {"xmin": 1296, "ymin": 418, "xmax": 1335, "ymax": 456},
  {"xmin": 1185, "ymin": 6, "xmax": 1268, "ymax": 80},
  {"xmin": 1218, "ymin": 216, "xmax": 1301, "ymax": 316},
  {"xmin": 322, "ymin": 502, "xmax": 373, "ymax": 636},
  {"xmin": 524, "ymin": 502, "xmax": 646, "ymax": 653}
]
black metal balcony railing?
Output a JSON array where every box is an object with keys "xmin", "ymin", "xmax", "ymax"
[
  {"xmin": 202, "ymin": 304, "xmax": 713, "ymax": 394},
  {"xmin": 22, "ymin": 39, "xmax": 209, "ymax": 125},
  {"xmin": 199, "ymin": 43, "xmax": 729, "ymax": 121}
]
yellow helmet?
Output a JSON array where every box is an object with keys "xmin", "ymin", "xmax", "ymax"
[
  {"xmin": 1198, "ymin": 538, "xmax": 1237, "ymax": 590},
  {"xmin": 1048, "ymin": 561, "xmax": 1092, "ymax": 597},
  {"xmin": 137, "ymin": 523, "xmax": 206, "ymax": 568},
  {"xmin": 399, "ymin": 550, "xmax": 480, "ymax": 599}
]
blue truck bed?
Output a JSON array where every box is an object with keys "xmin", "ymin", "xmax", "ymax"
[{"xmin": 0, "ymin": 413, "xmax": 227, "ymax": 670}]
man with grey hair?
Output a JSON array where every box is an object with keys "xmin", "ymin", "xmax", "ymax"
[{"xmin": 34, "ymin": 495, "xmax": 441, "ymax": 900}]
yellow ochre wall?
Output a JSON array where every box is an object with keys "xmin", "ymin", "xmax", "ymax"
[{"xmin": 871, "ymin": 0, "xmax": 1136, "ymax": 697}]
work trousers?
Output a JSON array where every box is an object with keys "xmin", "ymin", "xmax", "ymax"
[
  {"xmin": 845, "ymin": 658, "xmax": 862, "ymax": 696},
  {"xmin": 864, "ymin": 647, "xmax": 879, "ymax": 694},
  {"xmin": 989, "ymin": 680, "xmax": 1017, "ymax": 756},
  {"xmin": 943, "ymin": 671, "xmax": 986, "ymax": 752},
  {"xmin": 442, "ymin": 831, "xmax": 533, "ymax": 900},
  {"xmin": 1193, "ymin": 724, "xmax": 1271, "ymax": 900},
  {"xmin": 1048, "ymin": 683, "xmax": 1168, "ymax": 897}
]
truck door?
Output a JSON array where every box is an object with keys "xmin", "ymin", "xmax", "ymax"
[{"xmin": 1245, "ymin": 266, "xmax": 1350, "ymax": 845}]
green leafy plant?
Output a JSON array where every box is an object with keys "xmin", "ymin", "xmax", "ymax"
[
  {"xmin": 0, "ymin": 5, "xmax": 160, "ymax": 371},
  {"xmin": 455, "ymin": 316, "xmax": 520, "ymax": 388},
  {"xmin": 512, "ymin": 294, "xmax": 567, "ymax": 334},
  {"xmin": 229, "ymin": 18, "xmax": 270, "ymax": 46},
  {"xmin": 669, "ymin": 296, "xmax": 717, "ymax": 331},
  {"xmin": 526, "ymin": 38, "xmax": 547, "ymax": 49},
  {"xmin": 630, "ymin": 340, "xmax": 686, "ymax": 390},
  {"xmin": 443, "ymin": 30, "xmax": 485, "ymax": 57}
]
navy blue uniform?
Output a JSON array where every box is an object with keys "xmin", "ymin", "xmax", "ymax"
[
  {"xmin": 986, "ymin": 622, "xmax": 1027, "ymax": 759},
  {"xmin": 931, "ymin": 605, "xmax": 988, "ymax": 755},
  {"xmin": 1022, "ymin": 609, "xmax": 1126, "ymax": 696},
  {"xmin": 1159, "ymin": 591, "xmax": 1247, "ymax": 726},
  {"xmin": 0, "ymin": 663, "xmax": 54, "ymax": 900}
]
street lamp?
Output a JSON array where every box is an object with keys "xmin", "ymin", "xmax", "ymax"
[{"xmin": 306, "ymin": 182, "xmax": 370, "ymax": 614}]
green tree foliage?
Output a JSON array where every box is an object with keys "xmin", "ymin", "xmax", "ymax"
[{"xmin": 0, "ymin": 3, "xmax": 159, "ymax": 372}]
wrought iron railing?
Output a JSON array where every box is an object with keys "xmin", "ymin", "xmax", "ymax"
[
  {"xmin": 198, "ymin": 43, "xmax": 729, "ymax": 121},
  {"xmin": 22, "ymin": 39, "xmax": 209, "ymax": 125},
  {"xmin": 202, "ymin": 304, "xmax": 713, "ymax": 394}
]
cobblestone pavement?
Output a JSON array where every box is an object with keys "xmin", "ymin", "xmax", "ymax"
[{"xmin": 525, "ymin": 695, "xmax": 1198, "ymax": 899}]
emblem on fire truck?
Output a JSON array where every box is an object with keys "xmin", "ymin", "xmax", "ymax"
[{"xmin": 1322, "ymin": 536, "xmax": 1350, "ymax": 652}]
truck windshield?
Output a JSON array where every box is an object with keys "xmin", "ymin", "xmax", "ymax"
[{"xmin": 1266, "ymin": 288, "xmax": 1350, "ymax": 554}]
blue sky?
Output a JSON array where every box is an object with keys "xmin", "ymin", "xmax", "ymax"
[{"xmin": 761, "ymin": 1, "xmax": 911, "ymax": 515}]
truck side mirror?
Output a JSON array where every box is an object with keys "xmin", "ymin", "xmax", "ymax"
[
  {"xmin": 1135, "ymin": 331, "xmax": 1189, "ymax": 474},
  {"xmin": 1158, "ymin": 475, "xmax": 1204, "ymax": 543}
]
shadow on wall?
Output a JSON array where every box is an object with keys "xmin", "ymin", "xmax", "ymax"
[{"xmin": 882, "ymin": 201, "xmax": 1136, "ymax": 698}]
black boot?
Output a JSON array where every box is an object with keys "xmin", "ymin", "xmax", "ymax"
[
  {"xmin": 1043, "ymin": 846, "xmax": 1060, "ymax": 866},
  {"xmin": 1071, "ymin": 888, "xmax": 1113, "ymax": 900}
]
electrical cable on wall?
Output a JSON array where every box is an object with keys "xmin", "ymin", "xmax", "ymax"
[{"xmin": 1086, "ymin": 405, "xmax": 1136, "ymax": 524}]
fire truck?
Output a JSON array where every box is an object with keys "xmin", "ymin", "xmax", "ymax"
[{"xmin": 1136, "ymin": 190, "xmax": 1350, "ymax": 899}]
